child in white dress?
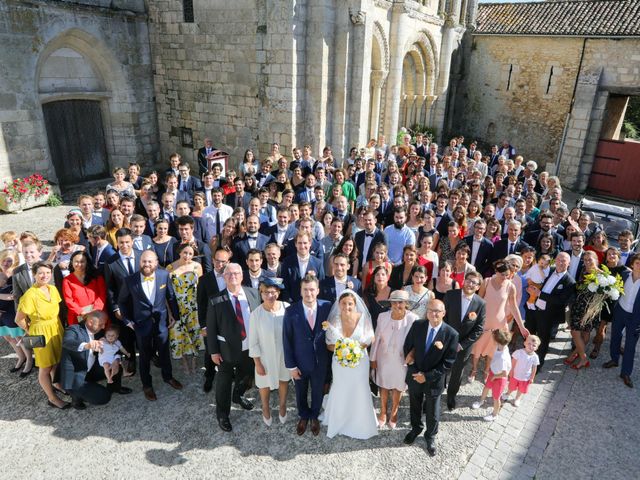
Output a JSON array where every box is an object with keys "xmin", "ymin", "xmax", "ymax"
[
  {"xmin": 98, "ymin": 325, "xmax": 129, "ymax": 384},
  {"xmin": 472, "ymin": 329, "xmax": 512, "ymax": 422},
  {"xmin": 526, "ymin": 255, "xmax": 551, "ymax": 309}
]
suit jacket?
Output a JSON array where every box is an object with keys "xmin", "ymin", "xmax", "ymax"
[
  {"xmin": 206, "ymin": 287, "xmax": 261, "ymax": 364},
  {"xmin": 281, "ymin": 255, "xmax": 325, "ymax": 303},
  {"xmin": 492, "ymin": 238, "xmax": 530, "ymax": 264},
  {"xmin": 434, "ymin": 211, "xmax": 453, "ymax": 238},
  {"xmin": 464, "ymin": 235, "xmax": 494, "ymax": 276},
  {"xmin": 170, "ymin": 238, "xmax": 213, "ymax": 273},
  {"xmin": 537, "ymin": 268, "xmax": 576, "ymax": 312},
  {"xmin": 403, "ymin": 320, "xmax": 459, "ymax": 393},
  {"xmin": 104, "ymin": 251, "xmax": 142, "ymax": 315},
  {"xmin": 354, "ymin": 228, "xmax": 387, "ymax": 268},
  {"xmin": 282, "ymin": 300, "xmax": 332, "ymax": 375},
  {"xmin": 241, "ymin": 268, "xmax": 275, "ymax": 288},
  {"xmin": 389, "ymin": 264, "xmax": 412, "ymax": 291},
  {"xmin": 443, "ymin": 290, "xmax": 486, "ymax": 350},
  {"xmin": 319, "ymin": 276, "xmax": 362, "ymax": 301},
  {"xmin": 224, "ymin": 191, "xmax": 252, "ymax": 211},
  {"xmin": 198, "ymin": 146, "xmax": 216, "ymax": 176},
  {"xmin": 59, "ymin": 324, "xmax": 100, "ymax": 391},
  {"xmin": 232, "ymin": 233, "xmax": 271, "ymax": 266},
  {"xmin": 132, "ymin": 234, "xmax": 154, "ymax": 253},
  {"xmin": 565, "ymin": 250, "xmax": 585, "ymax": 280},
  {"xmin": 12, "ymin": 263, "xmax": 34, "ymax": 309},
  {"xmin": 523, "ymin": 230, "xmax": 564, "ymax": 250},
  {"xmin": 618, "ymin": 270, "xmax": 640, "ymax": 317},
  {"xmin": 335, "ymin": 212, "xmax": 356, "ymax": 234},
  {"xmin": 178, "ymin": 175, "xmax": 202, "ymax": 201},
  {"xmin": 429, "ymin": 173, "xmax": 445, "ymax": 192},
  {"xmin": 118, "ymin": 269, "xmax": 179, "ymax": 337},
  {"xmin": 283, "ymin": 237, "xmax": 324, "ymax": 263},
  {"xmin": 89, "ymin": 243, "xmax": 117, "ymax": 271},
  {"xmin": 295, "ymin": 187, "xmax": 317, "ymax": 204},
  {"xmin": 196, "ymin": 270, "xmax": 225, "ymax": 329}
]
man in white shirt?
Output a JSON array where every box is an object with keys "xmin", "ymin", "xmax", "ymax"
[
  {"xmin": 604, "ymin": 254, "xmax": 640, "ymax": 388},
  {"xmin": 567, "ymin": 231, "xmax": 585, "ymax": 280},
  {"xmin": 202, "ymin": 187, "xmax": 234, "ymax": 238},
  {"xmin": 320, "ymin": 217, "xmax": 343, "ymax": 272}
]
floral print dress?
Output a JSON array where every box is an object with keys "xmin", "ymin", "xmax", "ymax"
[{"xmin": 168, "ymin": 266, "xmax": 204, "ymax": 358}]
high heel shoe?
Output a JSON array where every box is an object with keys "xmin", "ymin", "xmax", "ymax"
[
  {"xmin": 564, "ymin": 353, "xmax": 579, "ymax": 365},
  {"xmin": 571, "ymin": 360, "xmax": 591, "ymax": 370},
  {"xmin": 467, "ymin": 370, "xmax": 477, "ymax": 383},
  {"xmin": 262, "ymin": 415, "xmax": 273, "ymax": 427},
  {"xmin": 19, "ymin": 365, "xmax": 34, "ymax": 378},
  {"xmin": 377, "ymin": 417, "xmax": 387, "ymax": 428},
  {"xmin": 10, "ymin": 360, "xmax": 26, "ymax": 373}
]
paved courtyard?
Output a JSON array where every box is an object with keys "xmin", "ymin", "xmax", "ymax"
[{"xmin": 1, "ymin": 206, "xmax": 638, "ymax": 479}]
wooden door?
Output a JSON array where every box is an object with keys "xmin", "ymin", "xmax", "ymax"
[{"xmin": 42, "ymin": 100, "xmax": 109, "ymax": 187}]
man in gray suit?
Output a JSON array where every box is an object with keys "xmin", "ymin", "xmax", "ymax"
[{"xmin": 12, "ymin": 240, "xmax": 42, "ymax": 309}]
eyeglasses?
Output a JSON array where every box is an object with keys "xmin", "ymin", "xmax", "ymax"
[
  {"xmin": 427, "ymin": 309, "xmax": 445, "ymax": 314},
  {"xmin": 226, "ymin": 271, "xmax": 242, "ymax": 277}
]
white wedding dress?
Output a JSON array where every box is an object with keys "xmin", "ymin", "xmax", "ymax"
[{"xmin": 320, "ymin": 290, "xmax": 378, "ymax": 439}]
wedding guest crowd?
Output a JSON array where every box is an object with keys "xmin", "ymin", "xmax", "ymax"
[{"xmin": 2, "ymin": 132, "xmax": 638, "ymax": 454}]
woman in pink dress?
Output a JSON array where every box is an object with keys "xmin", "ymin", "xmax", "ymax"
[
  {"xmin": 469, "ymin": 260, "xmax": 528, "ymax": 382},
  {"xmin": 370, "ymin": 290, "xmax": 418, "ymax": 430}
]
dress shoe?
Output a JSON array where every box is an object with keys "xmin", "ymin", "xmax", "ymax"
[
  {"xmin": 233, "ymin": 396, "xmax": 254, "ymax": 411},
  {"xmin": 296, "ymin": 418, "xmax": 308, "ymax": 435},
  {"xmin": 143, "ymin": 387, "xmax": 157, "ymax": 401},
  {"xmin": 403, "ymin": 429, "xmax": 421, "ymax": 445},
  {"xmin": 602, "ymin": 360, "xmax": 619, "ymax": 369},
  {"xmin": 203, "ymin": 377, "xmax": 214, "ymax": 393},
  {"xmin": 165, "ymin": 378, "xmax": 183, "ymax": 390},
  {"xmin": 310, "ymin": 419, "xmax": 321, "ymax": 436},
  {"xmin": 218, "ymin": 417, "xmax": 232, "ymax": 432},
  {"xmin": 114, "ymin": 386, "xmax": 132, "ymax": 395},
  {"xmin": 72, "ymin": 400, "xmax": 87, "ymax": 410},
  {"xmin": 447, "ymin": 397, "xmax": 456, "ymax": 411},
  {"xmin": 425, "ymin": 437, "xmax": 437, "ymax": 456},
  {"xmin": 621, "ymin": 374, "xmax": 634, "ymax": 388},
  {"xmin": 278, "ymin": 413, "xmax": 288, "ymax": 424},
  {"xmin": 10, "ymin": 360, "xmax": 25, "ymax": 373},
  {"xmin": 262, "ymin": 415, "xmax": 273, "ymax": 427},
  {"xmin": 47, "ymin": 400, "xmax": 70, "ymax": 410},
  {"xmin": 19, "ymin": 366, "xmax": 34, "ymax": 378}
]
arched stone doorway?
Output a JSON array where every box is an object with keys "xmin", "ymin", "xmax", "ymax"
[
  {"xmin": 368, "ymin": 23, "xmax": 389, "ymax": 141},
  {"xmin": 399, "ymin": 41, "xmax": 435, "ymax": 130}
]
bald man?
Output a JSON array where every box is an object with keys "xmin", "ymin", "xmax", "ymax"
[{"xmin": 118, "ymin": 250, "xmax": 182, "ymax": 401}]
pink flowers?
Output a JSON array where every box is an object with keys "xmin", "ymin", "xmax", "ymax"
[{"xmin": 2, "ymin": 174, "xmax": 50, "ymax": 203}]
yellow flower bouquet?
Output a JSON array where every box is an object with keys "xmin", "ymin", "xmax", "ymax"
[{"xmin": 334, "ymin": 337, "xmax": 364, "ymax": 368}]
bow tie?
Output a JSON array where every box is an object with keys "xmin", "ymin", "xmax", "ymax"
[
  {"xmin": 143, "ymin": 276, "xmax": 154, "ymax": 282},
  {"xmin": 248, "ymin": 235, "xmax": 258, "ymax": 240},
  {"xmin": 365, "ymin": 233, "xmax": 374, "ymax": 237}
]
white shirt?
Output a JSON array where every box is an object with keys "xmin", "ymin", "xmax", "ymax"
[
  {"xmin": 246, "ymin": 234, "xmax": 258, "ymax": 249},
  {"xmin": 215, "ymin": 272, "xmax": 226, "ymax": 292},
  {"xmin": 512, "ymin": 348, "xmax": 540, "ymax": 381},
  {"xmin": 297, "ymin": 255, "xmax": 310, "ymax": 277},
  {"xmin": 362, "ymin": 230, "xmax": 375, "ymax": 264},
  {"xmin": 119, "ymin": 252, "xmax": 136, "ymax": 273},
  {"xmin": 542, "ymin": 270, "xmax": 565, "ymax": 294},
  {"xmin": 276, "ymin": 226, "xmax": 289, "ymax": 246},
  {"xmin": 619, "ymin": 274, "xmax": 640, "ymax": 313},
  {"xmin": 78, "ymin": 325, "xmax": 96, "ymax": 371},
  {"xmin": 568, "ymin": 252, "xmax": 583, "ymax": 279},
  {"xmin": 334, "ymin": 277, "xmax": 348, "ymax": 298},
  {"xmin": 619, "ymin": 251, "xmax": 631, "ymax": 266},
  {"xmin": 203, "ymin": 203, "xmax": 233, "ymax": 237},
  {"xmin": 231, "ymin": 289, "xmax": 251, "ymax": 351},
  {"xmin": 303, "ymin": 303, "xmax": 317, "ymax": 330},
  {"xmin": 471, "ymin": 238, "xmax": 481, "ymax": 265},
  {"xmin": 490, "ymin": 346, "xmax": 511, "ymax": 375},
  {"xmin": 461, "ymin": 294, "xmax": 473, "ymax": 323},
  {"xmin": 141, "ymin": 273, "xmax": 156, "ymax": 303},
  {"xmin": 248, "ymin": 271, "xmax": 261, "ymax": 289},
  {"xmin": 94, "ymin": 243, "xmax": 108, "ymax": 268},
  {"xmin": 426, "ymin": 322, "xmax": 442, "ymax": 350}
]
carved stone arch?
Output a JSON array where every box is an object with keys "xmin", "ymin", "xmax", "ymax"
[
  {"xmin": 404, "ymin": 29, "xmax": 439, "ymax": 96},
  {"xmin": 372, "ymin": 21, "xmax": 390, "ymax": 72}
]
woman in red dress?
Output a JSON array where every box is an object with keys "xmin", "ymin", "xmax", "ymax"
[{"xmin": 61, "ymin": 251, "xmax": 107, "ymax": 326}]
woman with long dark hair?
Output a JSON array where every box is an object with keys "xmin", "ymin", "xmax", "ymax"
[{"xmin": 61, "ymin": 251, "xmax": 107, "ymax": 327}]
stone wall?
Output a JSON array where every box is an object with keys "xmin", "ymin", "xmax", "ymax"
[
  {"xmin": 0, "ymin": 0, "xmax": 157, "ymax": 188},
  {"xmin": 452, "ymin": 35, "xmax": 584, "ymax": 169}
]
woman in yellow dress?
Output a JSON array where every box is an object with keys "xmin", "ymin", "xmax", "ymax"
[
  {"xmin": 15, "ymin": 262, "xmax": 68, "ymax": 409},
  {"xmin": 166, "ymin": 243, "xmax": 204, "ymax": 374}
]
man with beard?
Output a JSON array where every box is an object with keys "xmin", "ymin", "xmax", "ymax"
[{"xmin": 383, "ymin": 207, "xmax": 416, "ymax": 264}]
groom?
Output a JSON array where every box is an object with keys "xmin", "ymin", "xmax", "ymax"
[
  {"xmin": 403, "ymin": 299, "xmax": 458, "ymax": 456},
  {"xmin": 283, "ymin": 273, "xmax": 332, "ymax": 436}
]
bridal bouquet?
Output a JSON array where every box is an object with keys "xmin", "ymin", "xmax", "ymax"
[
  {"xmin": 334, "ymin": 337, "xmax": 364, "ymax": 368},
  {"xmin": 578, "ymin": 265, "xmax": 625, "ymax": 326}
]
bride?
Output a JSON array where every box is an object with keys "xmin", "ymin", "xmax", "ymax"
[{"xmin": 321, "ymin": 289, "xmax": 378, "ymax": 439}]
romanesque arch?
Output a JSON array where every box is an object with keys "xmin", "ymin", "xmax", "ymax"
[{"xmin": 368, "ymin": 21, "xmax": 390, "ymax": 140}]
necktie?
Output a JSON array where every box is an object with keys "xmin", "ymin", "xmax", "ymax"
[
  {"xmin": 215, "ymin": 210, "xmax": 221, "ymax": 236},
  {"xmin": 234, "ymin": 295, "xmax": 246, "ymax": 340},
  {"xmin": 425, "ymin": 327, "xmax": 436, "ymax": 354},
  {"xmin": 509, "ymin": 243, "xmax": 515, "ymax": 254},
  {"xmin": 307, "ymin": 309, "xmax": 315, "ymax": 330},
  {"xmin": 126, "ymin": 257, "xmax": 134, "ymax": 275}
]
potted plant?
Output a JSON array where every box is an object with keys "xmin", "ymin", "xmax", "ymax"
[{"xmin": 0, "ymin": 174, "xmax": 51, "ymax": 213}]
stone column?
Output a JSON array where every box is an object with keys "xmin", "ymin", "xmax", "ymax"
[
  {"xmin": 432, "ymin": 13, "xmax": 460, "ymax": 141},
  {"xmin": 368, "ymin": 69, "xmax": 387, "ymax": 141}
]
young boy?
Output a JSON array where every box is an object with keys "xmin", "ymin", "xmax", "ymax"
[{"xmin": 503, "ymin": 335, "xmax": 541, "ymax": 407}]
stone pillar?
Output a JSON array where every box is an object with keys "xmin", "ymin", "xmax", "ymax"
[
  {"xmin": 431, "ymin": 14, "xmax": 460, "ymax": 141},
  {"xmin": 368, "ymin": 69, "xmax": 387, "ymax": 141},
  {"xmin": 383, "ymin": 0, "xmax": 410, "ymax": 141}
]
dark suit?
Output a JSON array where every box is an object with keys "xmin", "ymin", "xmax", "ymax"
[
  {"xmin": 206, "ymin": 287, "xmax": 261, "ymax": 419},
  {"xmin": 232, "ymin": 233, "xmax": 270, "ymax": 266},
  {"xmin": 59, "ymin": 324, "xmax": 120, "ymax": 405},
  {"xmin": 389, "ymin": 264, "xmax": 412, "ymax": 291},
  {"xmin": 198, "ymin": 146, "xmax": 217, "ymax": 176},
  {"xmin": 196, "ymin": 270, "xmax": 226, "ymax": 381},
  {"xmin": 11, "ymin": 263, "xmax": 34, "ymax": 309},
  {"xmin": 429, "ymin": 174, "xmax": 445, "ymax": 192},
  {"xmin": 132, "ymin": 234, "xmax": 154, "ymax": 253},
  {"xmin": 224, "ymin": 191, "xmax": 252, "ymax": 211},
  {"xmin": 89, "ymin": 243, "xmax": 116, "ymax": 271},
  {"xmin": 525, "ymin": 269, "xmax": 576, "ymax": 367},
  {"xmin": 282, "ymin": 300, "xmax": 332, "ymax": 419},
  {"xmin": 354, "ymin": 229, "xmax": 387, "ymax": 274},
  {"xmin": 443, "ymin": 290, "xmax": 486, "ymax": 401},
  {"xmin": 283, "ymin": 238, "xmax": 325, "ymax": 264},
  {"xmin": 171, "ymin": 239, "xmax": 213, "ymax": 273},
  {"xmin": 523, "ymin": 230, "xmax": 564, "ymax": 251},
  {"xmin": 491, "ymin": 238, "xmax": 530, "ymax": 264},
  {"xmin": 117, "ymin": 269, "xmax": 179, "ymax": 388},
  {"xmin": 609, "ymin": 270, "xmax": 640, "ymax": 376},
  {"xmin": 319, "ymin": 276, "xmax": 362, "ymax": 301},
  {"xmin": 178, "ymin": 175, "xmax": 202, "ymax": 202},
  {"xmin": 281, "ymin": 255, "xmax": 325, "ymax": 303},
  {"xmin": 434, "ymin": 211, "xmax": 453, "ymax": 238},
  {"xmin": 241, "ymin": 268, "xmax": 275, "ymax": 289},
  {"xmin": 464, "ymin": 236, "xmax": 494, "ymax": 277},
  {"xmin": 403, "ymin": 320, "xmax": 458, "ymax": 441}
]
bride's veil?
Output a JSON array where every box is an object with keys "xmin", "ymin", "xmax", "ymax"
[{"xmin": 325, "ymin": 289, "xmax": 374, "ymax": 345}]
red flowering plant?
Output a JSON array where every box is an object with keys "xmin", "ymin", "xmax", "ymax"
[{"xmin": 2, "ymin": 174, "xmax": 50, "ymax": 204}]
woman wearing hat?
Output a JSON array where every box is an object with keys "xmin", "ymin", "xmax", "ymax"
[
  {"xmin": 248, "ymin": 277, "xmax": 290, "ymax": 426},
  {"xmin": 370, "ymin": 290, "xmax": 418, "ymax": 429}
]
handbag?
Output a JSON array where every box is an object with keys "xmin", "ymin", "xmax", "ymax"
[{"xmin": 20, "ymin": 335, "xmax": 46, "ymax": 349}]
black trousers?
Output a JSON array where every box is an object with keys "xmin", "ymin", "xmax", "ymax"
[
  {"xmin": 446, "ymin": 346, "xmax": 473, "ymax": 400},
  {"xmin": 215, "ymin": 350, "xmax": 254, "ymax": 419},
  {"xmin": 408, "ymin": 379, "xmax": 442, "ymax": 441},
  {"xmin": 68, "ymin": 362, "xmax": 121, "ymax": 405},
  {"xmin": 115, "ymin": 318, "xmax": 137, "ymax": 372},
  {"xmin": 136, "ymin": 326, "xmax": 172, "ymax": 388},
  {"xmin": 203, "ymin": 337, "xmax": 216, "ymax": 381},
  {"xmin": 525, "ymin": 307, "xmax": 562, "ymax": 366}
]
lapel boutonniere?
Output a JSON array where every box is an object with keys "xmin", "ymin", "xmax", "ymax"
[
  {"xmin": 434, "ymin": 341, "xmax": 444, "ymax": 350},
  {"xmin": 468, "ymin": 312, "xmax": 477, "ymax": 320},
  {"xmin": 321, "ymin": 321, "xmax": 329, "ymax": 331},
  {"xmin": 346, "ymin": 280, "xmax": 354, "ymax": 290}
]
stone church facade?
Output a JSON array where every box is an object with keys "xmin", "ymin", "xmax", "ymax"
[{"xmin": 0, "ymin": 0, "xmax": 477, "ymax": 188}]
